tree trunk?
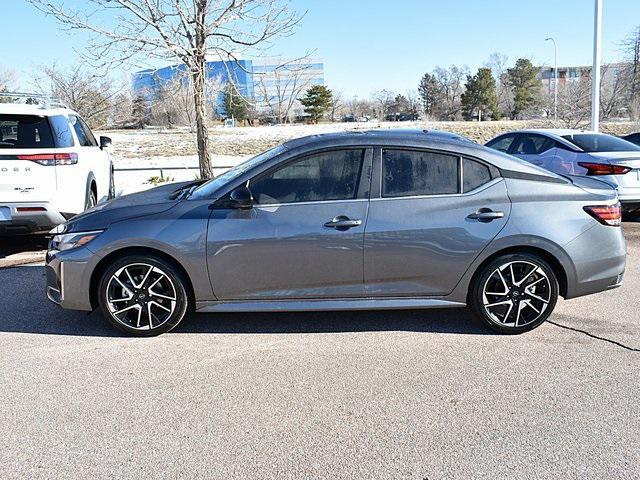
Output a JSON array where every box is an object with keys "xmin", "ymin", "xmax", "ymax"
[{"xmin": 193, "ymin": 1, "xmax": 212, "ymax": 179}]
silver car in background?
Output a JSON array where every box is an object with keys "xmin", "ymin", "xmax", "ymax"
[
  {"xmin": 45, "ymin": 130, "xmax": 626, "ymax": 336},
  {"xmin": 486, "ymin": 129, "xmax": 640, "ymax": 211}
]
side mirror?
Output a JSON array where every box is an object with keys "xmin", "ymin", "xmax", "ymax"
[
  {"xmin": 99, "ymin": 136, "xmax": 112, "ymax": 149},
  {"xmin": 227, "ymin": 185, "xmax": 253, "ymax": 210}
]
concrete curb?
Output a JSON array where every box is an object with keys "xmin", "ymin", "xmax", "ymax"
[{"xmin": 0, "ymin": 252, "xmax": 46, "ymax": 268}]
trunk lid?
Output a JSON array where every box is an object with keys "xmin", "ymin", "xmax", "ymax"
[{"xmin": 564, "ymin": 174, "xmax": 618, "ymax": 202}]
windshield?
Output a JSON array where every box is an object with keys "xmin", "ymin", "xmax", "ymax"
[
  {"xmin": 190, "ymin": 144, "xmax": 287, "ymax": 199},
  {"xmin": 562, "ymin": 133, "xmax": 640, "ymax": 152}
]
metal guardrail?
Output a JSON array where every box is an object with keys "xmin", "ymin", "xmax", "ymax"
[{"xmin": 113, "ymin": 165, "xmax": 234, "ymax": 180}]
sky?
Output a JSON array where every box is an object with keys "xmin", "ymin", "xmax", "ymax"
[{"xmin": 2, "ymin": 0, "xmax": 639, "ymax": 97}]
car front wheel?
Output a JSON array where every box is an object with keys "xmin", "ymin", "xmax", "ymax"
[
  {"xmin": 469, "ymin": 253, "xmax": 559, "ymax": 334},
  {"xmin": 97, "ymin": 255, "xmax": 189, "ymax": 336}
]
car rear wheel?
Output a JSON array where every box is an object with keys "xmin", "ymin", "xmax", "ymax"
[
  {"xmin": 97, "ymin": 255, "xmax": 189, "ymax": 336},
  {"xmin": 469, "ymin": 253, "xmax": 559, "ymax": 334}
]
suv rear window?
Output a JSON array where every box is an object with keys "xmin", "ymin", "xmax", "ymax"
[
  {"xmin": 0, "ymin": 115, "xmax": 55, "ymax": 149},
  {"xmin": 562, "ymin": 134, "xmax": 640, "ymax": 152}
]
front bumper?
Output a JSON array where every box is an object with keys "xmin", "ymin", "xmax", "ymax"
[
  {"xmin": 0, "ymin": 202, "xmax": 67, "ymax": 235},
  {"xmin": 45, "ymin": 246, "xmax": 95, "ymax": 311}
]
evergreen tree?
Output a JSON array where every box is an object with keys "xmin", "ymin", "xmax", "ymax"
[
  {"xmin": 417, "ymin": 72, "xmax": 443, "ymax": 117},
  {"xmin": 461, "ymin": 67, "xmax": 500, "ymax": 121},
  {"xmin": 222, "ymin": 82, "xmax": 249, "ymax": 121},
  {"xmin": 506, "ymin": 58, "xmax": 542, "ymax": 119},
  {"xmin": 300, "ymin": 85, "xmax": 333, "ymax": 123}
]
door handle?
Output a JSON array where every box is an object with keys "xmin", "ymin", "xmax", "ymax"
[
  {"xmin": 467, "ymin": 209, "xmax": 505, "ymax": 222},
  {"xmin": 324, "ymin": 215, "xmax": 362, "ymax": 230}
]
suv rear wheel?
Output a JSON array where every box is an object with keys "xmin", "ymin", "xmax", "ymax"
[
  {"xmin": 97, "ymin": 254, "xmax": 189, "ymax": 336},
  {"xmin": 469, "ymin": 253, "xmax": 559, "ymax": 334}
]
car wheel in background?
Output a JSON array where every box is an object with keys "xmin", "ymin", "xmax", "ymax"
[
  {"xmin": 85, "ymin": 187, "xmax": 97, "ymax": 210},
  {"xmin": 469, "ymin": 253, "xmax": 559, "ymax": 334},
  {"xmin": 108, "ymin": 167, "xmax": 116, "ymax": 199},
  {"xmin": 97, "ymin": 254, "xmax": 189, "ymax": 336}
]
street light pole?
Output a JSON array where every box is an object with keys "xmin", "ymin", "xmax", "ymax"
[
  {"xmin": 591, "ymin": 0, "xmax": 603, "ymax": 131},
  {"xmin": 545, "ymin": 37, "xmax": 558, "ymax": 122}
]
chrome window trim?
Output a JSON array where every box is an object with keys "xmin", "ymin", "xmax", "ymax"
[
  {"xmin": 369, "ymin": 177, "xmax": 503, "ymax": 202},
  {"xmin": 256, "ymin": 198, "xmax": 369, "ymax": 208}
]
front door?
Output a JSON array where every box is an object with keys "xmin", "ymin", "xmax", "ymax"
[
  {"xmin": 364, "ymin": 149, "xmax": 510, "ymax": 297},
  {"xmin": 207, "ymin": 148, "xmax": 372, "ymax": 300}
]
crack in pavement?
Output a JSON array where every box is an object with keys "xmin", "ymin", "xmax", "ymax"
[{"xmin": 548, "ymin": 320, "xmax": 640, "ymax": 352}]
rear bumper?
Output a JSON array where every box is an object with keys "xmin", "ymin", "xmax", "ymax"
[
  {"xmin": 563, "ymin": 223, "xmax": 626, "ymax": 299},
  {"xmin": 0, "ymin": 202, "xmax": 66, "ymax": 235}
]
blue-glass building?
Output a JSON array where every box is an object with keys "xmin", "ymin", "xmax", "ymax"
[
  {"xmin": 132, "ymin": 58, "xmax": 324, "ymax": 118},
  {"xmin": 132, "ymin": 60, "xmax": 255, "ymax": 114}
]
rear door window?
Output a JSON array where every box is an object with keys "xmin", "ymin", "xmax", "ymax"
[
  {"xmin": 382, "ymin": 149, "xmax": 459, "ymax": 197},
  {"xmin": 0, "ymin": 114, "xmax": 55, "ymax": 149},
  {"xmin": 486, "ymin": 134, "xmax": 516, "ymax": 153},
  {"xmin": 511, "ymin": 134, "xmax": 556, "ymax": 155}
]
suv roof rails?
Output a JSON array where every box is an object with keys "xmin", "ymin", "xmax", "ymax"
[{"xmin": 0, "ymin": 92, "xmax": 69, "ymax": 109}]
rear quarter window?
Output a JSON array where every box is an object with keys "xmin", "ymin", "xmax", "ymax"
[
  {"xmin": 463, "ymin": 158, "xmax": 494, "ymax": 192},
  {"xmin": 49, "ymin": 115, "xmax": 74, "ymax": 148}
]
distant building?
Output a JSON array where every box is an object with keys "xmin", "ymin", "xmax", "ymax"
[
  {"xmin": 132, "ymin": 58, "xmax": 324, "ymax": 119},
  {"xmin": 538, "ymin": 62, "xmax": 628, "ymax": 92}
]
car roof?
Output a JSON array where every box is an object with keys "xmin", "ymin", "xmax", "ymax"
[
  {"xmin": 281, "ymin": 129, "xmax": 563, "ymax": 180},
  {"xmin": 0, "ymin": 103, "xmax": 77, "ymax": 117}
]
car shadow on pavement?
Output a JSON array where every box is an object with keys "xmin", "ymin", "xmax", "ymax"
[
  {"xmin": 0, "ymin": 235, "xmax": 49, "ymax": 259},
  {"xmin": 0, "ymin": 265, "xmax": 495, "ymax": 337}
]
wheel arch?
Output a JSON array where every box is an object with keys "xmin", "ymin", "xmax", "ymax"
[
  {"xmin": 467, "ymin": 245, "xmax": 569, "ymax": 300},
  {"xmin": 86, "ymin": 172, "xmax": 97, "ymax": 200},
  {"xmin": 89, "ymin": 246, "xmax": 196, "ymax": 310}
]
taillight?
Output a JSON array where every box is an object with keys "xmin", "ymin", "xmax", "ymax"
[
  {"xmin": 17, "ymin": 153, "xmax": 78, "ymax": 166},
  {"xmin": 16, "ymin": 207, "xmax": 47, "ymax": 212},
  {"xmin": 578, "ymin": 162, "xmax": 631, "ymax": 176},
  {"xmin": 583, "ymin": 203, "xmax": 622, "ymax": 226}
]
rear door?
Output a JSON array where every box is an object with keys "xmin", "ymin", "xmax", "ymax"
[
  {"xmin": 207, "ymin": 148, "xmax": 372, "ymax": 300},
  {"xmin": 364, "ymin": 148, "xmax": 510, "ymax": 297},
  {"xmin": 0, "ymin": 114, "xmax": 59, "ymax": 204}
]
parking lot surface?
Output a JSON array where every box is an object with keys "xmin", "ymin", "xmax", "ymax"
[{"xmin": 1, "ymin": 225, "xmax": 639, "ymax": 479}]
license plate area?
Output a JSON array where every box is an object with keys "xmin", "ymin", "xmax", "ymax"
[{"xmin": 0, "ymin": 206, "xmax": 11, "ymax": 221}]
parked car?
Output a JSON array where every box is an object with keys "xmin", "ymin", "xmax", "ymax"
[
  {"xmin": 622, "ymin": 132, "xmax": 640, "ymax": 146},
  {"xmin": 0, "ymin": 95, "xmax": 114, "ymax": 235},
  {"xmin": 46, "ymin": 130, "xmax": 625, "ymax": 336},
  {"xmin": 485, "ymin": 129, "xmax": 640, "ymax": 212}
]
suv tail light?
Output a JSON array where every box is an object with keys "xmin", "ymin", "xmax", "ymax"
[
  {"xmin": 583, "ymin": 203, "xmax": 622, "ymax": 226},
  {"xmin": 17, "ymin": 153, "xmax": 78, "ymax": 166},
  {"xmin": 578, "ymin": 162, "xmax": 631, "ymax": 176}
]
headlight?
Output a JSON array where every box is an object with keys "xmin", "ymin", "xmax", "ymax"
[{"xmin": 49, "ymin": 230, "xmax": 104, "ymax": 252}]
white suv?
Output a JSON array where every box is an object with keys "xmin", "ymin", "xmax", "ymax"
[{"xmin": 0, "ymin": 96, "xmax": 113, "ymax": 235}]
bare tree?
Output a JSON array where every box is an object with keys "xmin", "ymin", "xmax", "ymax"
[
  {"xmin": 484, "ymin": 52, "xmax": 513, "ymax": 118},
  {"xmin": 555, "ymin": 78, "xmax": 592, "ymax": 128},
  {"xmin": 0, "ymin": 68, "xmax": 17, "ymax": 92},
  {"xmin": 27, "ymin": 0, "xmax": 302, "ymax": 178},
  {"xmin": 330, "ymin": 90, "xmax": 343, "ymax": 122},
  {"xmin": 34, "ymin": 64, "xmax": 121, "ymax": 128},
  {"xmin": 254, "ymin": 58, "xmax": 315, "ymax": 124},
  {"xmin": 372, "ymin": 89, "xmax": 395, "ymax": 120},
  {"xmin": 433, "ymin": 65, "xmax": 468, "ymax": 120}
]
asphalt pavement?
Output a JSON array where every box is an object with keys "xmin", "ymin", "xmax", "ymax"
[{"xmin": 0, "ymin": 225, "xmax": 638, "ymax": 479}]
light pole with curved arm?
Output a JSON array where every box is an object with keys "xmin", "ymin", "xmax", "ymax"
[{"xmin": 545, "ymin": 37, "xmax": 558, "ymax": 122}]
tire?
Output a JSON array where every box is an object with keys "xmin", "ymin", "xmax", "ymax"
[
  {"xmin": 469, "ymin": 253, "xmax": 559, "ymax": 334},
  {"xmin": 97, "ymin": 254, "xmax": 189, "ymax": 336},
  {"xmin": 85, "ymin": 186, "xmax": 97, "ymax": 211},
  {"xmin": 108, "ymin": 168, "xmax": 116, "ymax": 200}
]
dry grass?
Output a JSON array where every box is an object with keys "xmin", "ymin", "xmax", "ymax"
[{"xmin": 101, "ymin": 120, "xmax": 640, "ymax": 160}]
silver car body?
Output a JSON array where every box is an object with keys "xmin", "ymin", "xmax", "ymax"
[
  {"xmin": 46, "ymin": 130, "xmax": 626, "ymax": 314},
  {"xmin": 486, "ymin": 128, "xmax": 640, "ymax": 209}
]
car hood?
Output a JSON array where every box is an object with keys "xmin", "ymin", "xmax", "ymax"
[{"xmin": 62, "ymin": 181, "xmax": 197, "ymax": 233}]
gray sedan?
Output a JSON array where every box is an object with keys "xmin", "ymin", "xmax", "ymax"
[
  {"xmin": 46, "ymin": 130, "xmax": 626, "ymax": 336},
  {"xmin": 486, "ymin": 128, "xmax": 640, "ymax": 211}
]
